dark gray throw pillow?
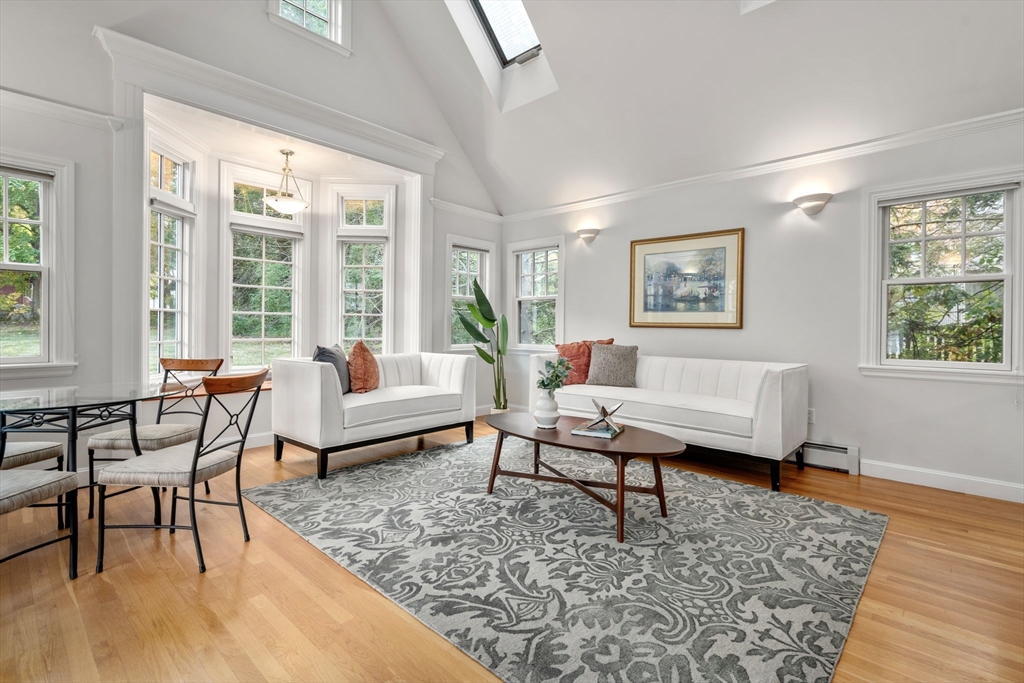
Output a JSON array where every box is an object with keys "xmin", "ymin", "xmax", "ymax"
[
  {"xmin": 313, "ymin": 344, "xmax": 350, "ymax": 394},
  {"xmin": 586, "ymin": 344, "xmax": 638, "ymax": 387}
]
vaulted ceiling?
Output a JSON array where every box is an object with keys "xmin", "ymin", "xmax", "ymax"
[{"xmin": 380, "ymin": 0, "xmax": 1024, "ymax": 216}]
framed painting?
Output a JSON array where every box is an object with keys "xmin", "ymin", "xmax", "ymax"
[{"xmin": 630, "ymin": 228, "xmax": 744, "ymax": 328}]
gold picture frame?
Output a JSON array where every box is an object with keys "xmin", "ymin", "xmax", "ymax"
[{"xmin": 630, "ymin": 228, "xmax": 744, "ymax": 328}]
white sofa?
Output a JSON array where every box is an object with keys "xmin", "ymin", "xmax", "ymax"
[
  {"xmin": 273, "ymin": 353, "xmax": 476, "ymax": 479},
  {"xmin": 529, "ymin": 353, "xmax": 808, "ymax": 491}
]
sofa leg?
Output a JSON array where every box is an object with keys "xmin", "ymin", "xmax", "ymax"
[
  {"xmin": 770, "ymin": 461, "xmax": 781, "ymax": 492},
  {"xmin": 465, "ymin": 422, "xmax": 474, "ymax": 444},
  {"xmin": 796, "ymin": 447, "xmax": 805, "ymax": 471},
  {"xmin": 317, "ymin": 449, "xmax": 328, "ymax": 480},
  {"xmin": 274, "ymin": 434, "xmax": 283, "ymax": 462}
]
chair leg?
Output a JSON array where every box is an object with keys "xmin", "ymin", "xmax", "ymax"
[
  {"xmin": 188, "ymin": 483, "xmax": 206, "ymax": 573},
  {"xmin": 770, "ymin": 461, "xmax": 781, "ymax": 492},
  {"xmin": 235, "ymin": 466, "xmax": 250, "ymax": 543},
  {"xmin": 169, "ymin": 487, "xmax": 178, "ymax": 534},
  {"xmin": 151, "ymin": 487, "xmax": 162, "ymax": 526},
  {"xmin": 204, "ymin": 481, "xmax": 211, "ymax": 495},
  {"xmin": 87, "ymin": 448, "xmax": 96, "ymax": 520},
  {"xmin": 317, "ymin": 449, "xmax": 328, "ymax": 480},
  {"xmin": 56, "ymin": 455, "xmax": 65, "ymax": 531},
  {"xmin": 96, "ymin": 485, "xmax": 106, "ymax": 574},
  {"xmin": 273, "ymin": 434, "xmax": 283, "ymax": 462},
  {"xmin": 67, "ymin": 488, "xmax": 78, "ymax": 580},
  {"xmin": 465, "ymin": 422, "xmax": 474, "ymax": 444}
]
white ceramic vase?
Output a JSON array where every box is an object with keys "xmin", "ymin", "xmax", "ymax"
[{"xmin": 534, "ymin": 394, "xmax": 560, "ymax": 429}]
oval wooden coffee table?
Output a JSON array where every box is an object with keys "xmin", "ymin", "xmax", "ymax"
[{"xmin": 484, "ymin": 413, "xmax": 687, "ymax": 542}]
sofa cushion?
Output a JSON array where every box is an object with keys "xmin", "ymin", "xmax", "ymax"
[
  {"xmin": 587, "ymin": 344, "xmax": 638, "ymax": 387},
  {"xmin": 348, "ymin": 341, "xmax": 380, "ymax": 393},
  {"xmin": 556, "ymin": 338, "xmax": 614, "ymax": 385},
  {"xmin": 556, "ymin": 384, "xmax": 754, "ymax": 437},
  {"xmin": 343, "ymin": 386, "xmax": 462, "ymax": 429},
  {"xmin": 314, "ymin": 344, "xmax": 350, "ymax": 394}
]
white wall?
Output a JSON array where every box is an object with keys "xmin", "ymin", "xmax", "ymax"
[{"xmin": 501, "ymin": 124, "xmax": 1024, "ymax": 499}]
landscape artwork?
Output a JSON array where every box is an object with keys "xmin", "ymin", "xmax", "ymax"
[{"xmin": 630, "ymin": 228, "xmax": 744, "ymax": 328}]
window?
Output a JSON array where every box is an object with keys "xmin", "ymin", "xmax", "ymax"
[
  {"xmin": 506, "ymin": 237, "xmax": 564, "ymax": 348},
  {"xmin": 0, "ymin": 171, "xmax": 47, "ymax": 363},
  {"xmin": 150, "ymin": 151, "xmax": 183, "ymax": 196},
  {"xmin": 340, "ymin": 242, "xmax": 385, "ymax": 354},
  {"xmin": 230, "ymin": 231, "xmax": 296, "ymax": 368},
  {"xmin": 148, "ymin": 210, "xmax": 184, "ymax": 374},
  {"xmin": 267, "ymin": 0, "xmax": 352, "ymax": 57},
  {"xmin": 471, "ymin": 0, "xmax": 541, "ymax": 67},
  {"xmin": 862, "ymin": 173, "xmax": 1021, "ymax": 384},
  {"xmin": 234, "ymin": 182, "xmax": 294, "ymax": 222},
  {"xmin": 450, "ymin": 244, "xmax": 488, "ymax": 346}
]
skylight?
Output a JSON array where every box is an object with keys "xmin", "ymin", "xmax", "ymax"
[{"xmin": 472, "ymin": 0, "xmax": 541, "ymax": 67}]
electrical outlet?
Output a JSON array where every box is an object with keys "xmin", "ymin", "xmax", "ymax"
[{"xmin": 807, "ymin": 409, "xmax": 816, "ymax": 424}]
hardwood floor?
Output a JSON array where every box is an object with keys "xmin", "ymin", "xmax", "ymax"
[{"xmin": 2, "ymin": 416, "xmax": 1021, "ymax": 683}]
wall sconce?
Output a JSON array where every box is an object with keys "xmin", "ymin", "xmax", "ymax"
[
  {"xmin": 576, "ymin": 226, "xmax": 600, "ymax": 243},
  {"xmin": 792, "ymin": 193, "xmax": 833, "ymax": 215}
]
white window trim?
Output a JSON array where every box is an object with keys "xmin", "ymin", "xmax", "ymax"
[
  {"xmin": 0, "ymin": 150, "xmax": 76, "ymax": 379},
  {"xmin": 266, "ymin": 0, "xmax": 352, "ymax": 58},
  {"xmin": 221, "ymin": 162, "xmax": 312, "ymax": 372},
  {"xmin": 860, "ymin": 168, "xmax": 1023, "ymax": 385},
  {"xmin": 331, "ymin": 183, "xmax": 396, "ymax": 354},
  {"xmin": 445, "ymin": 234, "xmax": 496, "ymax": 352},
  {"xmin": 505, "ymin": 235, "xmax": 564, "ymax": 352}
]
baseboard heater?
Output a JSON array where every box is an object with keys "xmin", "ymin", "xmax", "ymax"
[{"xmin": 800, "ymin": 441, "xmax": 860, "ymax": 475}]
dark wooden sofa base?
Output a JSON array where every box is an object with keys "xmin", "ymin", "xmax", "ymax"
[
  {"xmin": 274, "ymin": 420, "xmax": 475, "ymax": 479},
  {"xmin": 675, "ymin": 444, "xmax": 804, "ymax": 492}
]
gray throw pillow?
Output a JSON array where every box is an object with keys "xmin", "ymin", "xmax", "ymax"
[
  {"xmin": 586, "ymin": 344, "xmax": 638, "ymax": 387},
  {"xmin": 313, "ymin": 344, "xmax": 350, "ymax": 394}
]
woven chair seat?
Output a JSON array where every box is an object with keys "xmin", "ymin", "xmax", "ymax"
[
  {"xmin": 0, "ymin": 470, "xmax": 79, "ymax": 516},
  {"xmin": 1, "ymin": 442, "xmax": 64, "ymax": 469},
  {"xmin": 87, "ymin": 424, "xmax": 199, "ymax": 452},
  {"xmin": 97, "ymin": 443, "xmax": 237, "ymax": 488}
]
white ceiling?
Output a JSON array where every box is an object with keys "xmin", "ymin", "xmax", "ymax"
[{"xmin": 380, "ymin": 0, "xmax": 1024, "ymax": 215}]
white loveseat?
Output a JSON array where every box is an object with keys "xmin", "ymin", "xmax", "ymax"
[
  {"xmin": 273, "ymin": 353, "xmax": 476, "ymax": 479},
  {"xmin": 530, "ymin": 353, "xmax": 808, "ymax": 491}
]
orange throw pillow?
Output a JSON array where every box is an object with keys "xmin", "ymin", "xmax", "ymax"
[
  {"xmin": 347, "ymin": 341, "xmax": 380, "ymax": 393},
  {"xmin": 556, "ymin": 338, "xmax": 614, "ymax": 385}
]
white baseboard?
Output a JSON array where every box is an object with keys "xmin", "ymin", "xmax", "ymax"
[{"xmin": 861, "ymin": 459, "xmax": 1024, "ymax": 503}]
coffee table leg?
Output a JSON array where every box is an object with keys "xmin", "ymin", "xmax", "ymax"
[
  {"xmin": 487, "ymin": 431, "xmax": 505, "ymax": 494},
  {"xmin": 652, "ymin": 457, "xmax": 668, "ymax": 517},
  {"xmin": 533, "ymin": 441, "xmax": 540, "ymax": 475},
  {"xmin": 616, "ymin": 455, "xmax": 626, "ymax": 543}
]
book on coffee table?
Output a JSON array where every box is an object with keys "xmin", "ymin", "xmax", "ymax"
[{"xmin": 571, "ymin": 421, "xmax": 625, "ymax": 439}]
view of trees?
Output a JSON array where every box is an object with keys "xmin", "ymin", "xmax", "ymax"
[{"xmin": 0, "ymin": 175, "xmax": 44, "ymax": 358}]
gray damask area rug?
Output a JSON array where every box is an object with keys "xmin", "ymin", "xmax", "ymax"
[{"xmin": 243, "ymin": 435, "xmax": 887, "ymax": 683}]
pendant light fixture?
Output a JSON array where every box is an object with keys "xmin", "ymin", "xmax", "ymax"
[{"xmin": 264, "ymin": 149, "xmax": 309, "ymax": 215}]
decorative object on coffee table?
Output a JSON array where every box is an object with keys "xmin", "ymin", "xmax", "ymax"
[
  {"xmin": 630, "ymin": 227, "xmax": 744, "ymax": 328},
  {"xmin": 534, "ymin": 356, "xmax": 572, "ymax": 428},
  {"xmin": 570, "ymin": 399, "xmax": 625, "ymax": 439},
  {"xmin": 456, "ymin": 279, "xmax": 508, "ymax": 411}
]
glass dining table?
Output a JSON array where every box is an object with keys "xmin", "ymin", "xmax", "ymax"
[{"xmin": 0, "ymin": 382, "xmax": 188, "ymax": 473}]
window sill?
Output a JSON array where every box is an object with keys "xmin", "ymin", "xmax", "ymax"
[
  {"xmin": 859, "ymin": 364, "xmax": 1023, "ymax": 386},
  {"xmin": 266, "ymin": 12, "xmax": 352, "ymax": 58},
  {"xmin": 507, "ymin": 346, "xmax": 556, "ymax": 356},
  {"xmin": 0, "ymin": 362, "xmax": 78, "ymax": 380}
]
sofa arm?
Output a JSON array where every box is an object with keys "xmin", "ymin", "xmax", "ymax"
[
  {"xmin": 271, "ymin": 358, "xmax": 346, "ymax": 449},
  {"xmin": 528, "ymin": 353, "xmax": 560, "ymax": 414},
  {"xmin": 751, "ymin": 364, "xmax": 809, "ymax": 459},
  {"xmin": 420, "ymin": 353, "xmax": 476, "ymax": 422}
]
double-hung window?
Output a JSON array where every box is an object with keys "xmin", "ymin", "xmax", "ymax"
[
  {"xmin": 447, "ymin": 236, "xmax": 494, "ymax": 349},
  {"xmin": 863, "ymin": 173, "xmax": 1021, "ymax": 383},
  {"xmin": 334, "ymin": 185, "xmax": 395, "ymax": 355},
  {"xmin": 267, "ymin": 0, "xmax": 352, "ymax": 57},
  {"xmin": 0, "ymin": 170, "xmax": 49, "ymax": 363},
  {"xmin": 506, "ymin": 237, "xmax": 564, "ymax": 348},
  {"xmin": 225, "ymin": 163, "xmax": 309, "ymax": 371}
]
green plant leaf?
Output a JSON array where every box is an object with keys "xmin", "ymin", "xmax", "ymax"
[
  {"xmin": 498, "ymin": 314, "xmax": 508, "ymax": 355},
  {"xmin": 467, "ymin": 303, "xmax": 495, "ymax": 329},
  {"xmin": 457, "ymin": 312, "xmax": 489, "ymax": 344},
  {"xmin": 472, "ymin": 279, "xmax": 496, "ymax": 322},
  {"xmin": 475, "ymin": 346, "xmax": 495, "ymax": 364}
]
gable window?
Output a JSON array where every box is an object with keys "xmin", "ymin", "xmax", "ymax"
[
  {"xmin": 506, "ymin": 237, "xmax": 564, "ymax": 348},
  {"xmin": 861, "ymin": 173, "xmax": 1021, "ymax": 384},
  {"xmin": 0, "ymin": 170, "xmax": 48, "ymax": 363},
  {"xmin": 471, "ymin": 0, "xmax": 542, "ymax": 67},
  {"xmin": 266, "ymin": 0, "xmax": 352, "ymax": 57},
  {"xmin": 447, "ymin": 236, "xmax": 494, "ymax": 349}
]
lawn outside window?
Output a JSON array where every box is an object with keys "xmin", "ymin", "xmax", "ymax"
[{"xmin": 0, "ymin": 170, "xmax": 49, "ymax": 364}]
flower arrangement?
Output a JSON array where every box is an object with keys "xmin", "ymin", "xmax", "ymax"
[{"xmin": 537, "ymin": 357, "xmax": 573, "ymax": 398}]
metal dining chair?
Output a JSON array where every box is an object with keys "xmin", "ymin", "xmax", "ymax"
[
  {"xmin": 95, "ymin": 368, "xmax": 269, "ymax": 574},
  {"xmin": 86, "ymin": 358, "xmax": 224, "ymax": 519},
  {"xmin": 1, "ymin": 441, "xmax": 68, "ymax": 529},
  {"xmin": 0, "ymin": 449, "xmax": 79, "ymax": 579}
]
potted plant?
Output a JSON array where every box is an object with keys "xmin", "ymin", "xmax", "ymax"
[
  {"xmin": 457, "ymin": 279, "xmax": 508, "ymax": 412},
  {"xmin": 534, "ymin": 357, "xmax": 572, "ymax": 428}
]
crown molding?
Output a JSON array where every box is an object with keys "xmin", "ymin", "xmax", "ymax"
[
  {"xmin": 431, "ymin": 198, "xmax": 503, "ymax": 223},
  {"xmin": 0, "ymin": 88, "xmax": 124, "ymax": 132},
  {"xmin": 502, "ymin": 108, "xmax": 1024, "ymax": 223},
  {"xmin": 92, "ymin": 26, "xmax": 446, "ymax": 173}
]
